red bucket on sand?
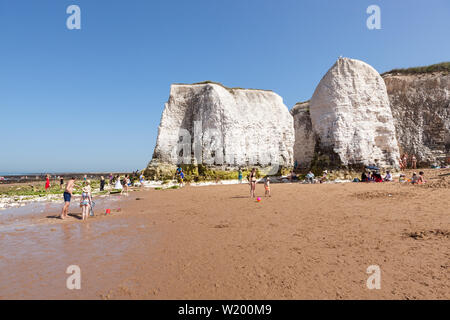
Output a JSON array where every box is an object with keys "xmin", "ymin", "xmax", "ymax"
[{"xmin": 106, "ymin": 209, "xmax": 111, "ymax": 215}]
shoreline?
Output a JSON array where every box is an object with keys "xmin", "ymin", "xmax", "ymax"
[{"xmin": 1, "ymin": 168, "xmax": 443, "ymax": 211}]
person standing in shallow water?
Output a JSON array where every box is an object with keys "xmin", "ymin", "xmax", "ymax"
[
  {"xmin": 249, "ymin": 168, "xmax": 257, "ymax": 198},
  {"xmin": 80, "ymin": 181, "xmax": 92, "ymax": 221},
  {"xmin": 100, "ymin": 176, "xmax": 105, "ymax": 191},
  {"xmin": 60, "ymin": 177, "xmax": 76, "ymax": 220},
  {"xmin": 238, "ymin": 169, "xmax": 243, "ymax": 184}
]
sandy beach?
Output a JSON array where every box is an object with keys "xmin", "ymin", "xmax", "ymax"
[{"xmin": 0, "ymin": 169, "xmax": 448, "ymax": 300}]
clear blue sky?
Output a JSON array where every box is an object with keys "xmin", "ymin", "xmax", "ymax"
[{"xmin": 1, "ymin": 0, "xmax": 449, "ymax": 173}]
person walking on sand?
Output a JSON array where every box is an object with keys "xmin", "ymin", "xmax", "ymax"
[
  {"xmin": 114, "ymin": 175, "xmax": 123, "ymax": 190},
  {"xmin": 45, "ymin": 174, "xmax": 51, "ymax": 193},
  {"xmin": 59, "ymin": 176, "xmax": 64, "ymax": 190},
  {"xmin": 264, "ymin": 176, "xmax": 271, "ymax": 197},
  {"xmin": 139, "ymin": 173, "xmax": 145, "ymax": 188},
  {"xmin": 80, "ymin": 181, "xmax": 92, "ymax": 221},
  {"xmin": 179, "ymin": 169, "xmax": 185, "ymax": 187},
  {"xmin": 60, "ymin": 177, "xmax": 76, "ymax": 220},
  {"xmin": 249, "ymin": 168, "xmax": 257, "ymax": 198},
  {"xmin": 121, "ymin": 175, "xmax": 130, "ymax": 196}
]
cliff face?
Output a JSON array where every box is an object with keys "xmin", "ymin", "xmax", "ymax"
[
  {"xmin": 309, "ymin": 58, "xmax": 400, "ymax": 168},
  {"xmin": 149, "ymin": 61, "xmax": 449, "ymax": 177},
  {"xmin": 290, "ymin": 101, "xmax": 316, "ymax": 169},
  {"xmin": 383, "ymin": 72, "xmax": 450, "ymax": 165},
  {"xmin": 151, "ymin": 82, "xmax": 294, "ymax": 169}
]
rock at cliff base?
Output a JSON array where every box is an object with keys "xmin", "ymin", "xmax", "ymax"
[{"xmin": 291, "ymin": 101, "xmax": 316, "ymax": 169}]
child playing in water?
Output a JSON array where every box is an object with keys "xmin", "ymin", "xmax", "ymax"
[
  {"xmin": 80, "ymin": 181, "xmax": 92, "ymax": 221},
  {"xmin": 264, "ymin": 177, "xmax": 271, "ymax": 197}
]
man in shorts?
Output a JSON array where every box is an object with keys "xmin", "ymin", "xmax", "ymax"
[{"xmin": 60, "ymin": 177, "xmax": 76, "ymax": 220}]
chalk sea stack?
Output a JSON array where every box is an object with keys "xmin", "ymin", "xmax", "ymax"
[
  {"xmin": 308, "ymin": 57, "xmax": 400, "ymax": 168},
  {"xmin": 382, "ymin": 63, "xmax": 450, "ymax": 166},
  {"xmin": 147, "ymin": 82, "xmax": 295, "ymax": 179}
]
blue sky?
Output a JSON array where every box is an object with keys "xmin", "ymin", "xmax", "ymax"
[{"xmin": 1, "ymin": 0, "xmax": 449, "ymax": 173}]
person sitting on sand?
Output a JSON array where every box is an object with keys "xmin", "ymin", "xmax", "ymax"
[
  {"xmin": 399, "ymin": 174, "xmax": 406, "ymax": 183},
  {"xmin": 305, "ymin": 171, "xmax": 315, "ymax": 184},
  {"xmin": 60, "ymin": 177, "xmax": 76, "ymax": 220},
  {"xmin": 361, "ymin": 171, "xmax": 369, "ymax": 182},
  {"xmin": 373, "ymin": 171, "xmax": 383, "ymax": 183},
  {"xmin": 249, "ymin": 168, "xmax": 257, "ymax": 198},
  {"xmin": 264, "ymin": 176, "xmax": 271, "ymax": 197},
  {"xmin": 80, "ymin": 181, "xmax": 92, "ymax": 221},
  {"xmin": 411, "ymin": 172, "xmax": 419, "ymax": 184},
  {"xmin": 320, "ymin": 170, "xmax": 328, "ymax": 183},
  {"xmin": 384, "ymin": 171, "xmax": 393, "ymax": 182},
  {"xmin": 418, "ymin": 171, "xmax": 426, "ymax": 184},
  {"xmin": 288, "ymin": 171, "xmax": 298, "ymax": 182}
]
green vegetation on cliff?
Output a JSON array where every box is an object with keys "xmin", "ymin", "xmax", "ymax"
[
  {"xmin": 382, "ymin": 62, "xmax": 450, "ymax": 76},
  {"xmin": 173, "ymin": 81, "xmax": 274, "ymax": 93}
]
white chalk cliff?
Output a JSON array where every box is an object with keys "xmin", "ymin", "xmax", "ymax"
[
  {"xmin": 383, "ymin": 71, "xmax": 450, "ymax": 166},
  {"xmin": 151, "ymin": 82, "xmax": 295, "ymax": 168},
  {"xmin": 309, "ymin": 58, "xmax": 400, "ymax": 167}
]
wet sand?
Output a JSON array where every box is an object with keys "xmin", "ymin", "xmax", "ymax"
[{"xmin": 0, "ymin": 169, "xmax": 449, "ymax": 299}]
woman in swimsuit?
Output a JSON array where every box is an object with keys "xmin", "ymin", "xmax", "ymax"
[{"xmin": 249, "ymin": 168, "xmax": 257, "ymax": 198}]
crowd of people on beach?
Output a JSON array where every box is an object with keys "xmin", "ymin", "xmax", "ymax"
[
  {"xmin": 58, "ymin": 171, "xmax": 144, "ymax": 221},
  {"xmin": 399, "ymin": 153, "xmax": 418, "ymax": 170},
  {"xmin": 53, "ymin": 153, "xmax": 436, "ymax": 220}
]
